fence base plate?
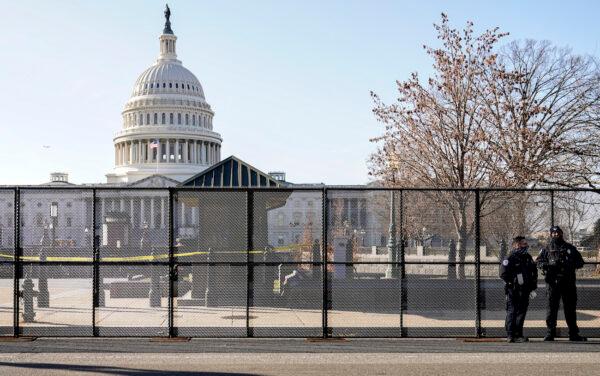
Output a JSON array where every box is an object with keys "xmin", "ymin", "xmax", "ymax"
[
  {"xmin": 0, "ymin": 336, "xmax": 36, "ymax": 342},
  {"xmin": 305, "ymin": 337, "xmax": 347, "ymax": 343},
  {"xmin": 150, "ymin": 337, "xmax": 191, "ymax": 342},
  {"xmin": 461, "ymin": 338, "xmax": 505, "ymax": 342}
]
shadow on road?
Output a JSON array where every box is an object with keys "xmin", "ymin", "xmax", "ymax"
[{"xmin": 0, "ymin": 362, "xmax": 260, "ymax": 376}]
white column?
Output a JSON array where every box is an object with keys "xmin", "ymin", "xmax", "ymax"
[
  {"xmin": 175, "ymin": 139, "xmax": 180, "ymax": 163},
  {"xmin": 183, "ymin": 140, "xmax": 189, "ymax": 163},
  {"xmin": 128, "ymin": 142, "xmax": 133, "ymax": 164},
  {"xmin": 146, "ymin": 140, "xmax": 151, "ymax": 163},
  {"xmin": 130, "ymin": 199, "xmax": 134, "ymax": 226},
  {"xmin": 157, "ymin": 139, "xmax": 163, "ymax": 163},
  {"xmin": 191, "ymin": 140, "xmax": 196, "ymax": 164},
  {"xmin": 150, "ymin": 197, "xmax": 155, "ymax": 229},
  {"xmin": 160, "ymin": 197, "xmax": 165, "ymax": 228},
  {"xmin": 140, "ymin": 198, "xmax": 145, "ymax": 228},
  {"xmin": 191, "ymin": 207, "xmax": 197, "ymax": 224},
  {"xmin": 180, "ymin": 201, "xmax": 186, "ymax": 226},
  {"xmin": 166, "ymin": 140, "xmax": 170, "ymax": 163},
  {"xmin": 200, "ymin": 142, "xmax": 205, "ymax": 164}
]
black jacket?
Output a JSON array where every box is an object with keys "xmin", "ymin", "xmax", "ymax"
[
  {"xmin": 536, "ymin": 240, "xmax": 584, "ymax": 283},
  {"xmin": 500, "ymin": 248, "xmax": 538, "ymax": 292}
]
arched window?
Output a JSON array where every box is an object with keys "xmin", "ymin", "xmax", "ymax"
[
  {"xmin": 175, "ymin": 83, "xmax": 178, "ymax": 89},
  {"xmin": 185, "ymin": 114, "xmax": 189, "ymax": 125},
  {"xmin": 138, "ymin": 113, "xmax": 142, "ymax": 126},
  {"xmin": 162, "ymin": 83, "xmax": 166, "ymax": 88},
  {"xmin": 162, "ymin": 113, "xmax": 166, "ymax": 124},
  {"xmin": 169, "ymin": 113, "xmax": 174, "ymax": 124},
  {"xmin": 154, "ymin": 113, "xmax": 158, "ymax": 124},
  {"xmin": 187, "ymin": 84, "xmax": 190, "ymax": 90},
  {"xmin": 146, "ymin": 113, "xmax": 150, "ymax": 124},
  {"xmin": 169, "ymin": 83, "xmax": 172, "ymax": 88},
  {"xmin": 177, "ymin": 113, "xmax": 181, "ymax": 125},
  {"xmin": 192, "ymin": 114, "xmax": 196, "ymax": 125},
  {"xmin": 150, "ymin": 83, "xmax": 153, "ymax": 88}
]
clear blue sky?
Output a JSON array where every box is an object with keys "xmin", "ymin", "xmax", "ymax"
[{"xmin": 1, "ymin": 0, "xmax": 599, "ymax": 185}]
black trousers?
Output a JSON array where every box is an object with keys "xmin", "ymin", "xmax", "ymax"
[
  {"xmin": 546, "ymin": 279, "xmax": 579, "ymax": 336},
  {"xmin": 505, "ymin": 288, "xmax": 530, "ymax": 337}
]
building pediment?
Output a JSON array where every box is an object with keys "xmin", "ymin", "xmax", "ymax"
[{"xmin": 127, "ymin": 174, "xmax": 180, "ymax": 188}]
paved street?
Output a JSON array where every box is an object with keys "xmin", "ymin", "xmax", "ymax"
[{"xmin": 1, "ymin": 338, "xmax": 600, "ymax": 375}]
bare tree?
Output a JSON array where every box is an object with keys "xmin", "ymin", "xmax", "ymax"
[
  {"xmin": 482, "ymin": 40, "xmax": 600, "ymax": 187},
  {"xmin": 370, "ymin": 14, "xmax": 509, "ymax": 278},
  {"xmin": 370, "ymin": 15, "xmax": 600, "ymax": 279}
]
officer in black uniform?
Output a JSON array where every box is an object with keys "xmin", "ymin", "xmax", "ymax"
[
  {"xmin": 536, "ymin": 226, "xmax": 587, "ymax": 341},
  {"xmin": 500, "ymin": 236, "xmax": 538, "ymax": 343}
]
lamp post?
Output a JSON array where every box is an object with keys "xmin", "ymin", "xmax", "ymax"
[
  {"xmin": 84, "ymin": 227, "xmax": 90, "ymax": 247},
  {"xmin": 385, "ymin": 191, "xmax": 398, "ymax": 279}
]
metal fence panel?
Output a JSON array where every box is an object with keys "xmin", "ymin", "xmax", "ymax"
[
  {"xmin": 0, "ymin": 264, "xmax": 13, "ymax": 335},
  {"xmin": 251, "ymin": 191, "xmax": 323, "ymax": 337},
  {"xmin": 18, "ymin": 265, "xmax": 92, "ymax": 336},
  {"xmin": 249, "ymin": 263, "xmax": 322, "ymax": 337},
  {"xmin": 96, "ymin": 190, "xmax": 170, "ymax": 262},
  {"xmin": 96, "ymin": 265, "xmax": 169, "ymax": 336},
  {"xmin": 0, "ymin": 187, "xmax": 597, "ymax": 338},
  {"xmin": 20, "ymin": 189, "xmax": 94, "ymax": 260},
  {"xmin": 404, "ymin": 266, "xmax": 477, "ymax": 337},
  {"xmin": 173, "ymin": 264, "xmax": 247, "ymax": 337},
  {"xmin": 0, "ymin": 189, "xmax": 15, "ymax": 256},
  {"xmin": 174, "ymin": 191, "xmax": 247, "ymax": 263}
]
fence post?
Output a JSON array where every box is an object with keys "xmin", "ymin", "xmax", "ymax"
[
  {"xmin": 246, "ymin": 190, "xmax": 254, "ymax": 338},
  {"xmin": 168, "ymin": 188, "xmax": 175, "ymax": 337},
  {"xmin": 399, "ymin": 190, "xmax": 407, "ymax": 337},
  {"xmin": 475, "ymin": 189, "xmax": 482, "ymax": 338},
  {"xmin": 550, "ymin": 190, "xmax": 555, "ymax": 226},
  {"xmin": 322, "ymin": 188, "xmax": 329, "ymax": 338},
  {"xmin": 13, "ymin": 188, "xmax": 20, "ymax": 337},
  {"xmin": 92, "ymin": 189, "xmax": 99, "ymax": 336}
]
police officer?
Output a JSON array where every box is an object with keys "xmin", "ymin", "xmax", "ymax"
[
  {"xmin": 536, "ymin": 226, "xmax": 587, "ymax": 341},
  {"xmin": 500, "ymin": 236, "xmax": 538, "ymax": 343}
]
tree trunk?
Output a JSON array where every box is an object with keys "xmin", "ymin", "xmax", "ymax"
[
  {"xmin": 457, "ymin": 225, "xmax": 468, "ymax": 280},
  {"xmin": 447, "ymin": 239, "xmax": 456, "ymax": 280}
]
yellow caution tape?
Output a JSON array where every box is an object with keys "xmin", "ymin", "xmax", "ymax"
[{"xmin": 0, "ymin": 243, "xmax": 315, "ymax": 262}]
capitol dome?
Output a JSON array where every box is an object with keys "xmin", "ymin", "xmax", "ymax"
[
  {"xmin": 107, "ymin": 7, "xmax": 222, "ymax": 184},
  {"xmin": 132, "ymin": 63, "xmax": 206, "ymax": 100}
]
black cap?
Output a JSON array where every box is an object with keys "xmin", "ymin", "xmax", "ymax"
[{"xmin": 549, "ymin": 226, "xmax": 563, "ymax": 234}]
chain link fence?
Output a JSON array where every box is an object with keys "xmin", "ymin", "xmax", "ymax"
[{"xmin": 0, "ymin": 187, "xmax": 599, "ymax": 338}]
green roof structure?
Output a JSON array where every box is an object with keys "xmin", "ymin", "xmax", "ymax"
[{"xmin": 180, "ymin": 156, "xmax": 281, "ymax": 187}]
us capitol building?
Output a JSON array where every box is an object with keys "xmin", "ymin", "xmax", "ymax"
[
  {"xmin": 107, "ymin": 6, "xmax": 222, "ymax": 184},
  {"xmin": 0, "ymin": 6, "xmax": 377, "ymax": 254}
]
